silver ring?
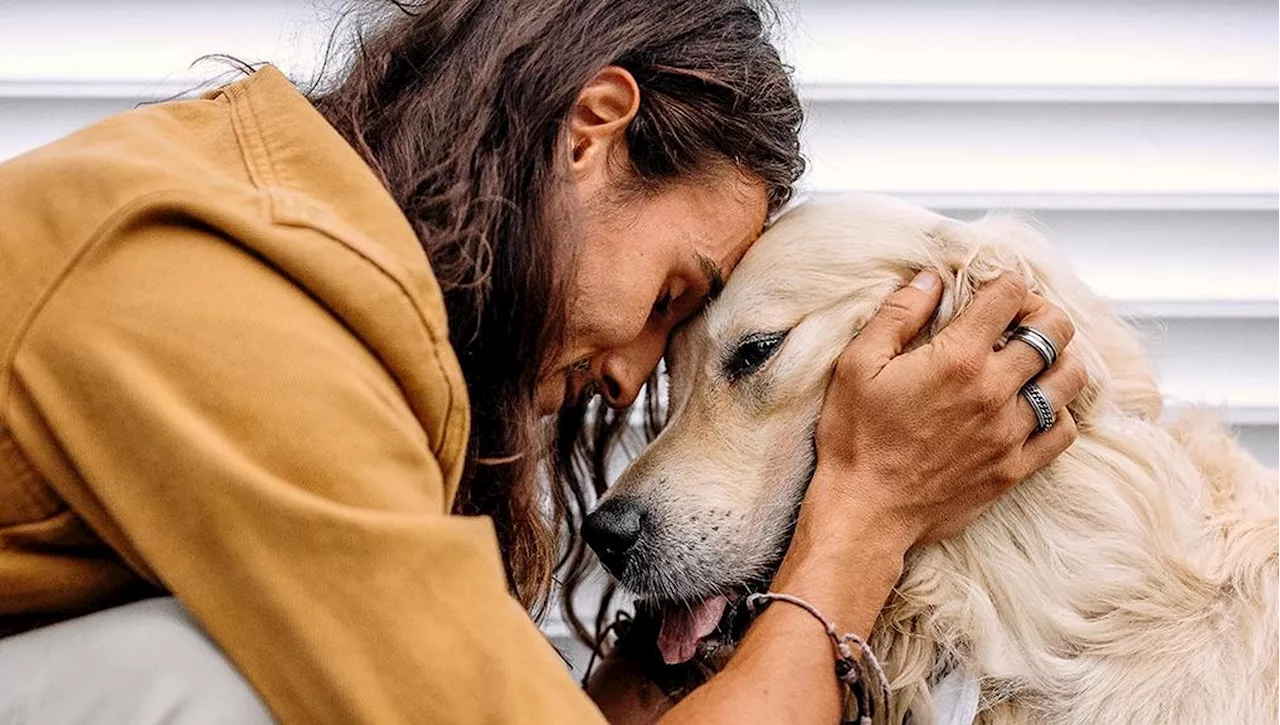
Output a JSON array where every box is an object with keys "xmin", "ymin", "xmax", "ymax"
[
  {"xmin": 1021, "ymin": 382, "xmax": 1056, "ymax": 434},
  {"xmin": 1009, "ymin": 326, "xmax": 1058, "ymax": 371}
]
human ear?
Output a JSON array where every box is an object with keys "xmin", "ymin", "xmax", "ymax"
[{"xmin": 569, "ymin": 66, "xmax": 641, "ymax": 178}]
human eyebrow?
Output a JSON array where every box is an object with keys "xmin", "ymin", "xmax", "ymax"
[{"xmin": 695, "ymin": 252, "xmax": 726, "ymax": 301}]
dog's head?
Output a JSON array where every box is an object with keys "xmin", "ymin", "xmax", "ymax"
[{"xmin": 584, "ymin": 193, "xmax": 1157, "ymax": 667}]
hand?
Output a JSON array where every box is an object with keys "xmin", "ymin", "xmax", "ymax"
[
  {"xmin": 662, "ymin": 271, "xmax": 1090, "ymax": 725},
  {"xmin": 811, "ymin": 270, "xmax": 1087, "ymax": 547}
]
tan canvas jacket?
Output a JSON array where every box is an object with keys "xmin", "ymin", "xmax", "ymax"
[{"xmin": 0, "ymin": 65, "xmax": 604, "ymax": 724}]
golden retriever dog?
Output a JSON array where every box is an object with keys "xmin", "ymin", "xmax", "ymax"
[{"xmin": 584, "ymin": 194, "xmax": 1279, "ymax": 724}]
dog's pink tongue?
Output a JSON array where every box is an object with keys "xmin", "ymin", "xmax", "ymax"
[{"xmin": 657, "ymin": 596, "xmax": 728, "ymax": 665}]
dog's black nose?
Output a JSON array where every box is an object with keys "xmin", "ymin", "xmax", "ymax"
[{"xmin": 583, "ymin": 497, "xmax": 644, "ymax": 578}]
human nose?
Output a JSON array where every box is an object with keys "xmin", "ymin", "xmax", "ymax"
[{"xmin": 599, "ymin": 327, "xmax": 667, "ymax": 408}]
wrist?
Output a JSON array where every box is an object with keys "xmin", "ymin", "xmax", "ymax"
[
  {"xmin": 769, "ymin": 467, "xmax": 910, "ymax": 635},
  {"xmin": 805, "ymin": 463, "xmax": 917, "ymax": 558}
]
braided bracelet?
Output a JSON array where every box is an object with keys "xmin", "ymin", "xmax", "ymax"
[{"xmin": 745, "ymin": 592, "xmax": 891, "ymax": 725}]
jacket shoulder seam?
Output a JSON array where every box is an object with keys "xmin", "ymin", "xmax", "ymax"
[
  {"xmin": 270, "ymin": 215, "xmax": 465, "ymax": 464},
  {"xmin": 0, "ymin": 190, "xmax": 191, "ymax": 414}
]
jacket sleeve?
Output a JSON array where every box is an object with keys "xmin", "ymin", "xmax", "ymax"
[{"xmin": 10, "ymin": 217, "xmax": 605, "ymax": 724}]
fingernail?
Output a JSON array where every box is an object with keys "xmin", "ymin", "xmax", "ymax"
[{"xmin": 910, "ymin": 270, "xmax": 938, "ymax": 291}]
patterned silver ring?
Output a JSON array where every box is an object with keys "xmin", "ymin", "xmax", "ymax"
[
  {"xmin": 1009, "ymin": 326, "xmax": 1059, "ymax": 372},
  {"xmin": 1021, "ymin": 382, "xmax": 1057, "ymax": 434}
]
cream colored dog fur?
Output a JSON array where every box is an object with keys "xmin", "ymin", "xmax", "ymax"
[{"xmin": 600, "ymin": 194, "xmax": 1279, "ymax": 724}]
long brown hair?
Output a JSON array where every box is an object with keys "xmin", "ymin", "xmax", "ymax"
[{"xmin": 310, "ymin": 0, "xmax": 804, "ymax": 630}]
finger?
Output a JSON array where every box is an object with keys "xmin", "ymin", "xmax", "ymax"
[
  {"xmin": 993, "ymin": 295, "xmax": 1076, "ymax": 390},
  {"xmin": 937, "ymin": 273, "xmax": 1029, "ymax": 351},
  {"xmin": 1020, "ymin": 407, "xmax": 1078, "ymax": 473},
  {"xmin": 850, "ymin": 270, "xmax": 944, "ymax": 371},
  {"xmin": 1013, "ymin": 352, "xmax": 1089, "ymax": 435}
]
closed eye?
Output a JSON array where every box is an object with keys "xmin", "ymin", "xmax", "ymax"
[{"xmin": 723, "ymin": 332, "xmax": 787, "ymax": 382}]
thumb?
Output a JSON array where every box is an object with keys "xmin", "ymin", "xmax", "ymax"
[{"xmin": 855, "ymin": 270, "xmax": 943, "ymax": 366}]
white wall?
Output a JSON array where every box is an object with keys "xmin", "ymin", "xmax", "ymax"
[{"xmin": 2, "ymin": 0, "xmax": 1275, "ymax": 668}]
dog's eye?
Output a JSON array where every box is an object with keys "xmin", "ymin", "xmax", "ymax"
[{"xmin": 724, "ymin": 332, "xmax": 786, "ymax": 382}]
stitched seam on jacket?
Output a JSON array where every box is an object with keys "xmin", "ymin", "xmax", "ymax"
[
  {"xmin": 271, "ymin": 213, "xmax": 461, "ymax": 463},
  {"xmin": 230, "ymin": 76, "xmax": 462, "ymax": 467},
  {"xmin": 223, "ymin": 79, "xmax": 278, "ymax": 221},
  {"xmin": 2, "ymin": 186, "xmax": 461, "ymax": 485},
  {"xmin": 0, "ymin": 190, "xmax": 187, "ymax": 415},
  {"xmin": 227, "ymin": 70, "xmax": 463, "ymax": 469},
  {"xmin": 0, "ymin": 191, "xmax": 199, "ymax": 580}
]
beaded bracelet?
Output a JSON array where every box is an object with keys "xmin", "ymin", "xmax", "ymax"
[{"xmin": 745, "ymin": 592, "xmax": 891, "ymax": 725}]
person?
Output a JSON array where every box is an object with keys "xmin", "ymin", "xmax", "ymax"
[{"xmin": 0, "ymin": 0, "xmax": 1085, "ymax": 723}]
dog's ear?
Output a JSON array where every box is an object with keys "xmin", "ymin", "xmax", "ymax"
[{"xmin": 926, "ymin": 214, "xmax": 1160, "ymax": 424}]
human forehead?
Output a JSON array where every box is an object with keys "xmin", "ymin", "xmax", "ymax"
[{"xmin": 649, "ymin": 167, "xmax": 765, "ymax": 244}]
